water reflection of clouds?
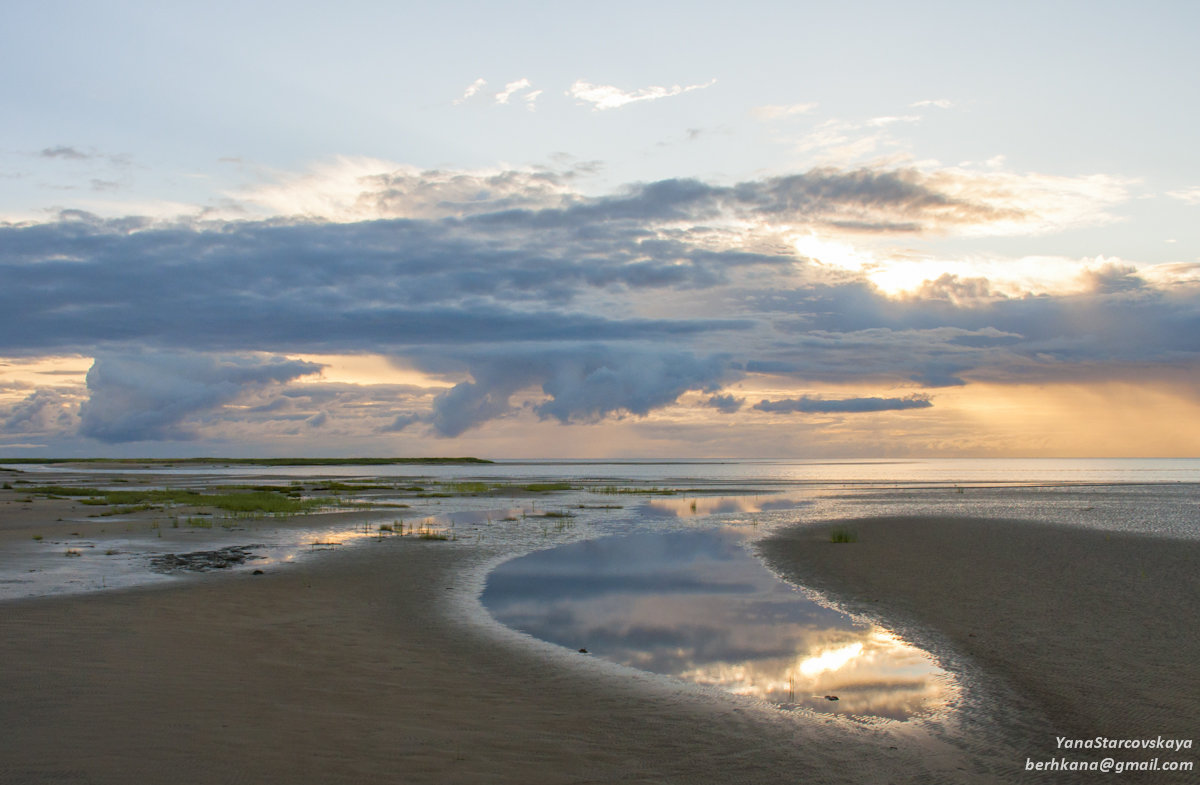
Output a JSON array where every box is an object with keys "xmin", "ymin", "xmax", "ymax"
[
  {"xmin": 484, "ymin": 529, "xmax": 952, "ymax": 721},
  {"xmin": 636, "ymin": 495, "xmax": 813, "ymax": 518}
]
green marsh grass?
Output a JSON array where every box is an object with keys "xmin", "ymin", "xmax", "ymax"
[
  {"xmin": 440, "ymin": 480, "xmax": 574, "ymax": 496},
  {"xmin": 829, "ymin": 528, "xmax": 858, "ymax": 543},
  {"xmin": 28, "ymin": 486, "xmax": 332, "ymax": 514},
  {"xmin": 517, "ymin": 482, "xmax": 573, "ymax": 492},
  {"xmin": 444, "ymin": 481, "xmax": 490, "ymax": 494}
]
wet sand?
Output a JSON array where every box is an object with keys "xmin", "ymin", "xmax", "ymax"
[
  {"xmin": 0, "ymin": 535, "xmax": 994, "ymax": 785},
  {"xmin": 760, "ymin": 516, "xmax": 1200, "ymax": 777}
]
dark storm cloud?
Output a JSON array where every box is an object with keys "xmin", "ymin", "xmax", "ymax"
[
  {"xmin": 753, "ymin": 395, "xmax": 932, "ymax": 414},
  {"xmin": 0, "ymin": 163, "xmax": 1041, "ymax": 359},
  {"xmin": 0, "ymin": 216, "xmax": 756, "ymax": 355},
  {"xmin": 396, "ymin": 346, "xmax": 737, "ymax": 437},
  {"xmin": 746, "ymin": 275, "xmax": 1200, "ymax": 384},
  {"xmin": 4, "ymin": 163, "xmax": 1198, "ymax": 442},
  {"xmin": 0, "ymin": 196, "xmax": 767, "ymax": 438},
  {"xmin": 78, "ymin": 353, "xmax": 322, "ymax": 443}
]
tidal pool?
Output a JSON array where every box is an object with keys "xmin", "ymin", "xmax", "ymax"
[{"xmin": 483, "ymin": 527, "xmax": 953, "ymax": 721}]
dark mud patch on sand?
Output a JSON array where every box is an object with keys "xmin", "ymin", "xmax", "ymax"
[{"xmin": 150, "ymin": 545, "xmax": 266, "ymax": 573}]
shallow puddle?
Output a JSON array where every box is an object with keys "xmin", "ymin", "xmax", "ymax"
[{"xmin": 483, "ymin": 528, "xmax": 953, "ymax": 720}]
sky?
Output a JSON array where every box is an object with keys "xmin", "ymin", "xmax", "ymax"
[{"xmin": 3, "ymin": 0, "xmax": 1200, "ymax": 459}]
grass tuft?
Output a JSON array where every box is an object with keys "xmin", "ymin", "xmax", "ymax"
[
  {"xmin": 829, "ymin": 528, "xmax": 858, "ymax": 543},
  {"xmin": 591, "ymin": 485, "xmax": 678, "ymax": 495}
]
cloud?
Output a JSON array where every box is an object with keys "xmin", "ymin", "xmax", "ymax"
[
  {"xmin": 704, "ymin": 394, "xmax": 744, "ymax": 413},
  {"xmin": 752, "ymin": 103, "xmax": 818, "ymax": 120},
  {"xmin": 40, "ymin": 146, "xmax": 90, "ymax": 160},
  {"xmin": 384, "ymin": 412, "xmax": 423, "ymax": 432},
  {"xmin": 753, "ymin": 395, "xmax": 932, "ymax": 414},
  {"xmin": 730, "ymin": 167, "xmax": 1020, "ymax": 232},
  {"xmin": 910, "ymin": 274, "xmax": 996, "ymax": 304},
  {"xmin": 78, "ymin": 353, "xmax": 323, "ymax": 442},
  {"xmin": 5, "ymin": 159, "xmax": 1196, "ymax": 446},
  {"xmin": 1076, "ymin": 263, "xmax": 1145, "ymax": 294},
  {"xmin": 2, "ymin": 388, "xmax": 80, "ymax": 434},
  {"xmin": 453, "ymin": 77, "xmax": 487, "ymax": 104},
  {"xmin": 407, "ymin": 346, "xmax": 736, "ymax": 437},
  {"xmin": 924, "ymin": 168, "xmax": 1130, "ymax": 235},
  {"xmin": 1167, "ymin": 187, "xmax": 1200, "ymax": 206},
  {"xmin": 0, "ymin": 186, "xmax": 773, "ymax": 359},
  {"xmin": 746, "ymin": 273, "xmax": 1200, "ymax": 389},
  {"xmin": 910, "ymin": 98, "xmax": 953, "ymax": 109},
  {"xmin": 220, "ymin": 158, "xmax": 1126, "ymax": 239},
  {"xmin": 568, "ymin": 78, "xmax": 716, "ymax": 111},
  {"xmin": 233, "ymin": 157, "xmax": 583, "ymax": 221},
  {"xmin": 866, "ymin": 115, "xmax": 922, "ymax": 127},
  {"xmin": 35, "ymin": 146, "xmax": 132, "ymax": 169},
  {"xmin": 459, "ymin": 165, "xmax": 1118, "ymax": 238},
  {"xmin": 791, "ymin": 117, "xmax": 903, "ymax": 164},
  {"xmin": 495, "ymin": 78, "xmax": 533, "ymax": 104}
]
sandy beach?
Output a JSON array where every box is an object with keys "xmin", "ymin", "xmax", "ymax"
[{"xmin": 2, "ymin": 472, "xmax": 1198, "ymax": 783}]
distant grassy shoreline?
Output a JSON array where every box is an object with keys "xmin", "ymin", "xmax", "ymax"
[{"xmin": 0, "ymin": 457, "xmax": 493, "ymax": 466}]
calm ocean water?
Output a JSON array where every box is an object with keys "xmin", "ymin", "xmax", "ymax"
[{"xmin": 10, "ymin": 456, "xmax": 1199, "ymax": 485}]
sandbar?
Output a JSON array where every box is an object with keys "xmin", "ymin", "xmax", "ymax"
[{"xmin": 760, "ymin": 516, "xmax": 1200, "ymax": 780}]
